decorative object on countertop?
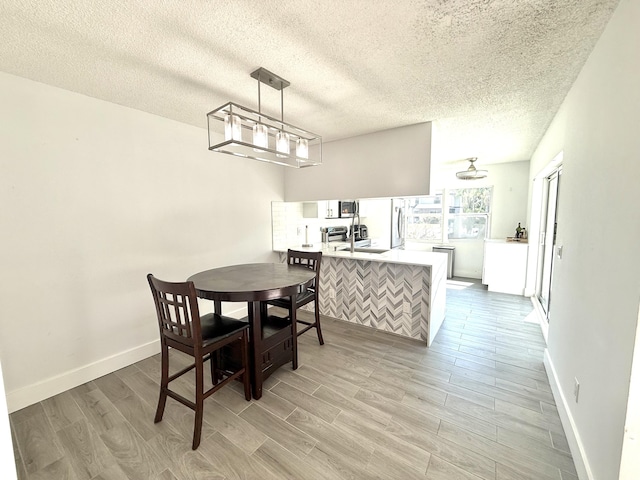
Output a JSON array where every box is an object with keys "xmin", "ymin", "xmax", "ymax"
[
  {"xmin": 207, "ymin": 67, "xmax": 322, "ymax": 168},
  {"xmin": 456, "ymin": 157, "xmax": 488, "ymax": 180},
  {"xmin": 507, "ymin": 223, "xmax": 528, "ymax": 242}
]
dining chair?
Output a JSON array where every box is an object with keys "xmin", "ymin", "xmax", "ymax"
[
  {"xmin": 267, "ymin": 249, "xmax": 324, "ymax": 345},
  {"xmin": 147, "ymin": 274, "xmax": 251, "ymax": 449}
]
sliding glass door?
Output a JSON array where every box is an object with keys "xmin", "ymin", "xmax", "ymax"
[{"xmin": 538, "ymin": 169, "xmax": 561, "ymax": 320}]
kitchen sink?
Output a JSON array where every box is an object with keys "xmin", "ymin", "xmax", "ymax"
[{"xmin": 351, "ymin": 247, "xmax": 390, "ymax": 254}]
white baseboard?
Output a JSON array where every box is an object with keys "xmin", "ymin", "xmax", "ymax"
[
  {"xmin": 6, "ymin": 339, "xmax": 160, "ymax": 413},
  {"xmin": 530, "ymin": 296, "xmax": 549, "ymax": 344},
  {"xmin": 544, "ymin": 349, "xmax": 593, "ymax": 480},
  {"xmin": 452, "ymin": 270, "xmax": 481, "ymax": 280}
]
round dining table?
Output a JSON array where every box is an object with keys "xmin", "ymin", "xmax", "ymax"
[{"xmin": 188, "ymin": 263, "xmax": 316, "ymax": 399}]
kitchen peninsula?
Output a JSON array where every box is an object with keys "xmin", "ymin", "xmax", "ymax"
[{"xmin": 276, "ymin": 245, "xmax": 447, "ymax": 346}]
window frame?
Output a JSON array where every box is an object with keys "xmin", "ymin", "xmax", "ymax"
[{"xmin": 405, "ymin": 187, "xmax": 493, "ymax": 243}]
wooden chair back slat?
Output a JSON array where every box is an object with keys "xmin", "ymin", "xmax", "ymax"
[
  {"xmin": 148, "ymin": 275, "xmax": 202, "ymax": 347},
  {"xmin": 287, "ymin": 249, "xmax": 321, "ymax": 291}
]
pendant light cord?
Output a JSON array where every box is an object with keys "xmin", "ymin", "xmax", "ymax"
[
  {"xmin": 257, "ymin": 76, "xmax": 262, "ymax": 119},
  {"xmin": 281, "ymin": 88, "xmax": 284, "ymax": 128}
]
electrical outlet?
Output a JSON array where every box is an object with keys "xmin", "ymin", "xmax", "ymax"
[
  {"xmin": 574, "ymin": 378, "xmax": 580, "ymax": 402},
  {"xmin": 328, "ymin": 288, "xmax": 336, "ymax": 299}
]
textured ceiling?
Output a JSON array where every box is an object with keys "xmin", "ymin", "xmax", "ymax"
[{"xmin": 0, "ymin": 0, "xmax": 619, "ymax": 166}]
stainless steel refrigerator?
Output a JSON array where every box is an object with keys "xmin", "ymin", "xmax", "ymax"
[{"xmin": 390, "ymin": 198, "xmax": 406, "ymax": 249}]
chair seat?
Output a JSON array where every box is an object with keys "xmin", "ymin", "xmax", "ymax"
[
  {"xmin": 268, "ymin": 290, "xmax": 315, "ymax": 309},
  {"xmin": 200, "ymin": 313, "xmax": 249, "ymax": 345}
]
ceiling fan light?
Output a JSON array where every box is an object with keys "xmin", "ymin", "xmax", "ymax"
[{"xmin": 456, "ymin": 157, "xmax": 488, "ymax": 180}]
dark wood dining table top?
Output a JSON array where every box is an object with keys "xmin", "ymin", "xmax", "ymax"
[{"xmin": 187, "ymin": 263, "xmax": 316, "ymax": 302}]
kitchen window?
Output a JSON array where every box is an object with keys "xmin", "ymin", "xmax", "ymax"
[
  {"xmin": 407, "ymin": 187, "xmax": 492, "ymax": 242},
  {"xmin": 447, "ymin": 187, "xmax": 491, "ymax": 239},
  {"xmin": 407, "ymin": 193, "xmax": 443, "ymax": 241}
]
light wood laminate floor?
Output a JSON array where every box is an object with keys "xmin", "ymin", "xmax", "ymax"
[{"xmin": 10, "ymin": 278, "xmax": 576, "ymax": 480}]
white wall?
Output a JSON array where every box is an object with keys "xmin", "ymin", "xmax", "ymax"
[
  {"xmin": 0, "ymin": 361, "xmax": 16, "ymax": 480},
  {"xmin": 284, "ymin": 123, "xmax": 432, "ymax": 201},
  {"xmin": 529, "ymin": 0, "xmax": 640, "ymax": 478},
  {"xmin": 0, "ymin": 72, "xmax": 283, "ymax": 412}
]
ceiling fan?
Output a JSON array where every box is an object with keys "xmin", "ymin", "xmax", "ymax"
[{"xmin": 456, "ymin": 157, "xmax": 488, "ymax": 180}]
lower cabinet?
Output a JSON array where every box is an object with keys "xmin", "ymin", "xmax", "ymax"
[{"xmin": 482, "ymin": 240, "xmax": 528, "ymax": 295}]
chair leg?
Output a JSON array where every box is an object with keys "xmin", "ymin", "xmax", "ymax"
[
  {"xmin": 314, "ymin": 298, "xmax": 324, "ymax": 345},
  {"xmin": 240, "ymin": 331, "xmax": 251, "ymax": 401},
  {"xmin": 154, "ymin": 344, "xmax": 169, "ymax": 423},
  {"xmin": 192, "ymin": 356, "xmax": 204, "ymax": 450},
  {"xmin": 291, "ymin": 306, "xmax": 298, "ymax": 370},
  {"xmin": 209, "ymin": 351, "xmax": 220, "ymax": 385}
]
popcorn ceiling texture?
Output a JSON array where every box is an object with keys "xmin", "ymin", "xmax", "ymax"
[{"xmin": 0, "ymin": 0, "xmax": 619, "ymax": 165}]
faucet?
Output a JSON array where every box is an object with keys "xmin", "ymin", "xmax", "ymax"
[{"xmin": 350, "ymin": 202, "xmax": 361, "ymax": 253}]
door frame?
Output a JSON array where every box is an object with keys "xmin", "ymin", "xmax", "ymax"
[{"xmin": 525, "ymin": 152, "xmax": 563, "ymax": 343}]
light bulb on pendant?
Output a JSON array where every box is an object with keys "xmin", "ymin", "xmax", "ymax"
[
  {"xmin": 224, "ymin": 114, "xmax": 242, "ymax": 141},
  {"xmin": 296, "ymin": 138, "xmax": 309, "ymax": 159},
  {"xmin": 253, "ymin": 123, "xmax": 268, "ymax": 149},
  {"xmin": 276, "ymin": 131, "xmax": 290, "ymax": 157}
]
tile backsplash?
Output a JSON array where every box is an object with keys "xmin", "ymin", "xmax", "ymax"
[{"xmin": 272, "ymin": 201, "xmax": 352, "ymax": 250}]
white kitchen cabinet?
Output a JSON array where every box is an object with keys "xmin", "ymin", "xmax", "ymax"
[
  {"xmin": 482, "ymin": 240, "xmax": 528, "ymax": 295},
  {"xmin": 322, "ymin": 200, "xmax": 339, "ymax": 218}
]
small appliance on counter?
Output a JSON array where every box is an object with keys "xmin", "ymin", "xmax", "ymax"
[
  {"xmin": 349, "ymin": 224, "xmax": 368, "ymax": 241},
  {"xmin": 321, "ymin": 226, "xmax": 348, "ymax": 243}
]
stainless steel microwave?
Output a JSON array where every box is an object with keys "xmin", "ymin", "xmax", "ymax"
[{"xmin": 338, "ymin": 200, "xmax": 358, "ymax": 218}]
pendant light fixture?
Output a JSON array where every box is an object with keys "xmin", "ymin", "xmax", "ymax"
[
  {"xmin": 207, "ymin": 67, "xmax": 322, "ymax": 168},
  {"xmin": 456, "ymin": 157, "xmax": 488, "ymax": 180}
]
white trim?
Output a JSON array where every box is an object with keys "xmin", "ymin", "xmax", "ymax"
[
  {"xmin": 544, "ymin": 349, "xmax": 593, "ymax": 480},
  {"xmin": 5, "ymin": 340, "xmax": 160, "ymax": 413},
  {"xmin": 531, "ymin": 295, "xmax": 549, "ymax": 344},
  {"xmin": 6, "ymin": 303, "xmax": 249, "ymax": 413}
]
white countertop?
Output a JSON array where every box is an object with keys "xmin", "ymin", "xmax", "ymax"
[
  {"xmin": 484, "ymin": 238, "xmax": 529, "ymax": 245},
  {"xmin": 276, "ymin": 243, "xmax": 448, "ymax": 268}
]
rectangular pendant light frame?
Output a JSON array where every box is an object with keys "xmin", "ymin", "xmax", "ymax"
[{"xmin": 207, "ymin": 102, "xmax": 322, "ymax": 168}]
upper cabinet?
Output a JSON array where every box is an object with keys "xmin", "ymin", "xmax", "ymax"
[{"xmin": 302, "ymin": 202, "xmax": 318, "ymax": 219}]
